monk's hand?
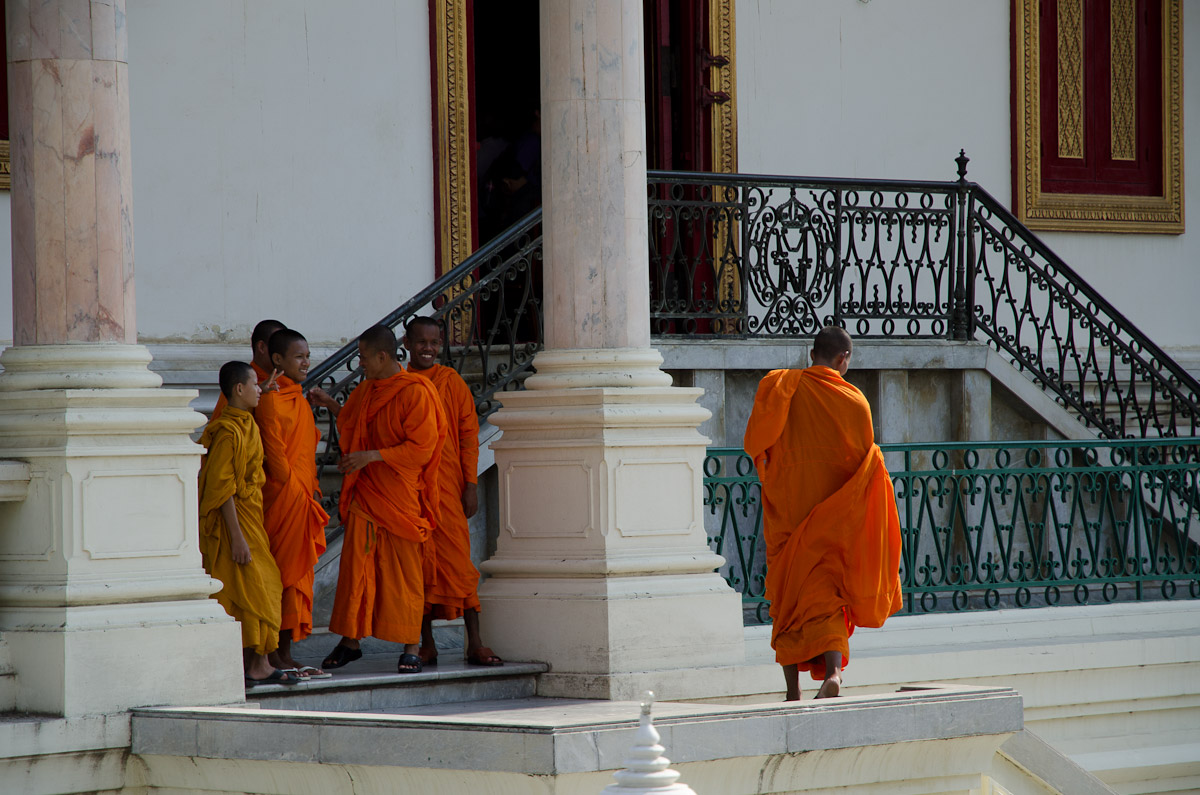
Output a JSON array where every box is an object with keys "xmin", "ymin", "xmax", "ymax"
[
  {"xmin": 462, "ymin": 482, "xmax": 479, "ymax": 518},
  {"xmin": 307, "ymin": 387, "xmax": 338, "ymax": 410},
  {"xmin": 262, "ymin": 369, "xmax": 282, "ymax": 392},
  {"xmin": 338, "ymin": 450, "xmax": 381, "ymax": 473},
  {"xmin": 231, "ymin": 535, "xmax": 252, "ymax": 565}
]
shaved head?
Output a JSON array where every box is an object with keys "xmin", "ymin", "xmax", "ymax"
[
  {"xmin": 404, "ymin": 316, "xmax": 440, "ymax": 336},
  {"xmin": 358, "ymin": 324, "xmax": 398, "ymax": 360},
  {"xmin": 252, "ymin": 319, "xmax": 287, "ymax": 347},
  {"xmin": 811, "ymin": 326, "xmax": 852, "ymax": 373}
]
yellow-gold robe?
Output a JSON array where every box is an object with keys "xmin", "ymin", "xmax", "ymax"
[{"xmin": 198, "ymin": 406, "xmax": 282, "ymax": 654}]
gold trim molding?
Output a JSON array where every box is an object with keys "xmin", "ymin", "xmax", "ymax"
[
  {"xmin": 0, "ymin": 140, "xmax": 10, "ymax": 191},
  {"xmin": 709, "ymin": 0, "xmax": 738, "ymax": 175},
  {"xmin": 1014, "ymin": 0, "xmax": 1184, "ymax": 234},
  {"xmin": 431, "ymin": 0, "xmax": 473, "ymax": 275}
]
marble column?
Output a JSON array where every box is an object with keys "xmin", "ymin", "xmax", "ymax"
[
  {"xmin": 0, "ymin": 0, "xmax": 243, "ymax": 716},
  {"xmin": 478, "ymin": 0, "xmax": 745, "ymax": 700}
]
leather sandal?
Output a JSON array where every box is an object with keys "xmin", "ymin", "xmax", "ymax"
[
  {"xmin": 322, "ymin": 643, "xmax": 363, "ymax": 670},
  {"xmin": 397, "ymin": 652, "xmax": 423, "ymax": 674},
  {"xmin": 466, "ymin": 647, "xmax": 503, "ymax": 667}
]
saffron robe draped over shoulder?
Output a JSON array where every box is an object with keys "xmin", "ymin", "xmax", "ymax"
[
  {"xmin": 409, "ymin": 363, "xmax": 481, "ymax": 620},
  {"xmin": 211, "ymin": 361, "xmax": 270, "ymax": 422},
  {"xmin": 197, "ymin": 406, "xmax": 282, "ymax": 655},
  {"xmin": 255, "ymin": 374, "xmax": 329, "ymax": 641},
  {"xmin": 743, "ymin": 366, "xmax": 902, "ymax": 679},
  {"xmin": 329, "ymin": 371, "xmax": 447, "ymax": 643}
]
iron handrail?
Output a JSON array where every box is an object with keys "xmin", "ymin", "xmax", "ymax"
[
  {"xmin": 704, "ymin": 440, "xmax": 1200, "ymax": 620},
  {"xmin": 302, "ymin": 207, "xmax": 543, "ymax": 395}
]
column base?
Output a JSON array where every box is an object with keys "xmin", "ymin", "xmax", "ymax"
[
  {"xmin": 479, "ymin": 347, "xmax": 745, "ymax": 687},
  {"xmin": 0, "ymin": 344, "xmax": 245, "ymax": 716}
]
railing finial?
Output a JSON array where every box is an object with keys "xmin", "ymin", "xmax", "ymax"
[{"xmin": 956, "ymin": 149, "xmax": 970, "ymax": 183}]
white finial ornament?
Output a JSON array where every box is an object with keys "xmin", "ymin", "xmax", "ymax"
[{"xmin": 600, "ymin": 691, "xmax": 698, "ymax": 794}]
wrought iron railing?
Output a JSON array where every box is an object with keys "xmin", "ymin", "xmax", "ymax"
[
  {"xmin": 302, "ymin": 209, "xmax": 543, "ymax": 514},
  {"xmin": 705, "ymin": 440, "xmax": 1200, "ymax": 623},
  {"xmin": 647, "ymin": 161, "xmax": 1200, "ymax": 439}
]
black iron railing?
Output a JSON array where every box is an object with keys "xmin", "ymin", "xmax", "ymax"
[
  {"xmin": 646, "ymin": 160, "xmax": 1200, "ymax": 438},
  {"xmin": 302, "ymin": 209, "xmax": 543, "ymax": 513},
  {"xmin": 705, "ymin": 440, "xmax": 1200, "ymax": 622},
  {"xmin": 304, "ymin": 157, "xmax": 1199, "ymax": 510}
]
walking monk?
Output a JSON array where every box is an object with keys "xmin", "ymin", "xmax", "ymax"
[
  {"xmin": 743, "ymin": 326, "xmax": 903, "ymax": 701},
  {"xmin": 255, "ymin": 328, "xmax": 332, "ymax": 678},
  {"xmin": 403, "ymin": 317, "xmax": 502, "ymax": 667},
  {"xmin": 322, "ymin": 325, "xmax": 448, "ymax": 674},
  {"xmin": 212, "ymin": 318, "xmax": 287, "ymax": 420},
  {"xmin": 198, "ymin": 361, "xmax": 299, "ymax": 688}
]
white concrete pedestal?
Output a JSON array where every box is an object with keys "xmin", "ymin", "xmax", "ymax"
[
  {"xmin": 0, "ymin": 344, "xmax": 244, "ymax": 716},
  {"xmin": 479, "ymin": 349, "xmax": 745, "ymax": 699}
]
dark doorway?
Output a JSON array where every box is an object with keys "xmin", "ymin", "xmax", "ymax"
[
  {"xmin": 469, "ymin": 1, "xmax": 717, "ymax": 246},
  {"xmin": 472, "ymin": 2, "xmax": 541, "ymax": 247}
]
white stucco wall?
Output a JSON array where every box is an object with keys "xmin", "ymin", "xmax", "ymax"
[
  {"xmin": 124, "ymin": 0, "xmax": 435, "ymax": 347},
  {"xmin": 737, "ymin": 0, "xmax": 1198, "ymax": 350}
]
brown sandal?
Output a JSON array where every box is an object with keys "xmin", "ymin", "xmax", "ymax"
[{"xmin": 466, "ymin": 647, "xmax": 503, "ymax": 667}]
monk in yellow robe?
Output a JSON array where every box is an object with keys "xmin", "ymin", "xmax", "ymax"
[
  {"xmin": 322, "ymin": 324, "xmax": 448, "ymax": 674},
  {"xmin": 255, "ymin": 328, "xmax": 332, "ymax": 678},
  {"xmin": 743, "ymin": 326, "xmax": 903, "ymax": 700},
  {"xmin": 212, "ymin": 318, "xmax": 286, "ymax": 421},
  {"xmin": 403, "ymin": 317, "xmax": 502, "ymax": 667},
  {"xmin": 198, "ymin": 361, "xmax": 298, "ymax": 687}
]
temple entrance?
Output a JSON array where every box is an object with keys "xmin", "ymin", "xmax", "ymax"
[{"xmin": 452, "ymin": 1, "xmax": 734, "ymax": 251}]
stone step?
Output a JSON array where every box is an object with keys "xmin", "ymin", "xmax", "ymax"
[
  {"xmin": 248, "ymin": 631, "xmax": 545, "ymax": 712},
  {"xmin": 0, "ymin": 636, "xmax": 15, "ymax": 711}
]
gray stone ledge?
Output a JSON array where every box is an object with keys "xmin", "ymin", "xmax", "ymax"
[{"xmin": 132, "ymin": 683, "xmax": 1022, "ymax": 775}]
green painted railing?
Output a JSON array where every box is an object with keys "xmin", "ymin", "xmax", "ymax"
[{"xmin": 704, "ymin": 438, "xmax": 1200, "ymax": 623}]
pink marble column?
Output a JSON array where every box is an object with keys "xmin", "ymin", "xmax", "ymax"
[{"xmin": 6, "ymin": 0, "xmax": 136, "ymax": 346}]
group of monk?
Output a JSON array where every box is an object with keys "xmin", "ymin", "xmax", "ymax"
[
  {"xmin": 197, "ymin": 318, "xmax": 501, "ymax": 688},
  {"xmin": 198, "ymin": 317, "xmax": 898, "ymax": 699}
]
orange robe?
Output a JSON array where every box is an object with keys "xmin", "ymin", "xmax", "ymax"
[
  {"xmin": 211, "ymin": 361, "xmax": 271, "ymax": 421},
  {"xmin": 329, "ymin": 371, "xmax": 448, "ymax": 644},
  {"xmin": 743, "ymin": 366, "xmax": 902, "ymax": 680},
  {"xmin": 409, "ymin": 363, "xmax": 481, "ymax": 620},
  {"xmin": 197, "ymin": 406, "xmax": 282, "ymax": 654},
  {"xmin": 255, "ymin": 374, "xmax": 330, "ymax": 641}
]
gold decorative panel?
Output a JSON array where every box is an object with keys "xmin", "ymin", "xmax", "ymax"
[
  {"xmin": 1014, "ymin": 0, "xmax": 1184, "ymax": 234},
  {"xmin": 1110, "ymin": 0, "xmax": 1137, "ymax": 161},
  {"xmin": 1056, "ymin": 0, "xmax": 1084, "ymax": 160}
]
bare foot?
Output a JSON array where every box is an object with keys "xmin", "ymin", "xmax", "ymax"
[
  {"xmin": 815, "ymin": 674, "xmax": 842, "ymax": 699},
  {"xmin": 244, "ymin": 652, "xmax": 276, "ymax": 681}
]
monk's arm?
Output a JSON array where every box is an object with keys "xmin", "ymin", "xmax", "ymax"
[
  {"xmin": 454, "ymin": 379, "xmax": 480, "ymax": 516},
  {"xmin": 308, "ymin": 387, "xmax": 341, "ymax": 418},
  {"xmin": 375, "ymin": 388, "xmax": 439, "ymax": 472},
  {"xmin": 219, "ymin": 496, "xmax": 252, "ymax": 564}
]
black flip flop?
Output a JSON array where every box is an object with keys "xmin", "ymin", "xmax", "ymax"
[
  {"xmin": 397, "ymin": 652, "xmax": 423, "ymax": 674},
  {"xmin": 244, "ymin": 668, "xmax": 301, "ymax": 689},
  {"xmin": 322, "ymin": 643, "xmax": 363, "ymax": 670}
]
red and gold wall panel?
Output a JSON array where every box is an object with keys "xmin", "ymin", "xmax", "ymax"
[{"xmin": 1013, "ymin": 0, "xmax": 1183, "ymax": 233}]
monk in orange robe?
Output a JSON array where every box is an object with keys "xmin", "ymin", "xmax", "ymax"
[
  {"xmin": 212, "ymin": 318, "xmax": 286, "ymax": 421},
  {"xmin": 322, "ymin": 324, "xmax": 448, "ymax": 674},
  {"xmin": 198, "ymin": 361, "xmax": 298, "ymax": 687},
  {"xmin": 254, "ymin": 328, "xmax": 332, "ymax": 678},
  {"xmin": 743, "ymin": 326, "xmax": 903, "ymax": 700},
  {"xmin": 403, "ymin": 317, "xmax": 502, "ymax": 667}
]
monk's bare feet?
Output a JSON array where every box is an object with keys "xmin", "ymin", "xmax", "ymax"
[
  {"xmin": 815, "ymin": 674, "xmax": 842, "ymax": 699},
  {"xmin": 244, "ymin": 651, "xmax": 276, "ymax": 681},
  {"xmin": 782, "ymin": 663, "xmax": 801, "ymax": 702}
]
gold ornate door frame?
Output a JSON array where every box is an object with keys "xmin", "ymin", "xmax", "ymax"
[
  {"xmin": 429, "ymin": 0, "xmax": 738, "ymax": 275},
  {"xmin": 1013, "ymin": 0, "xmax": 1184, "ymax": 234}
]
